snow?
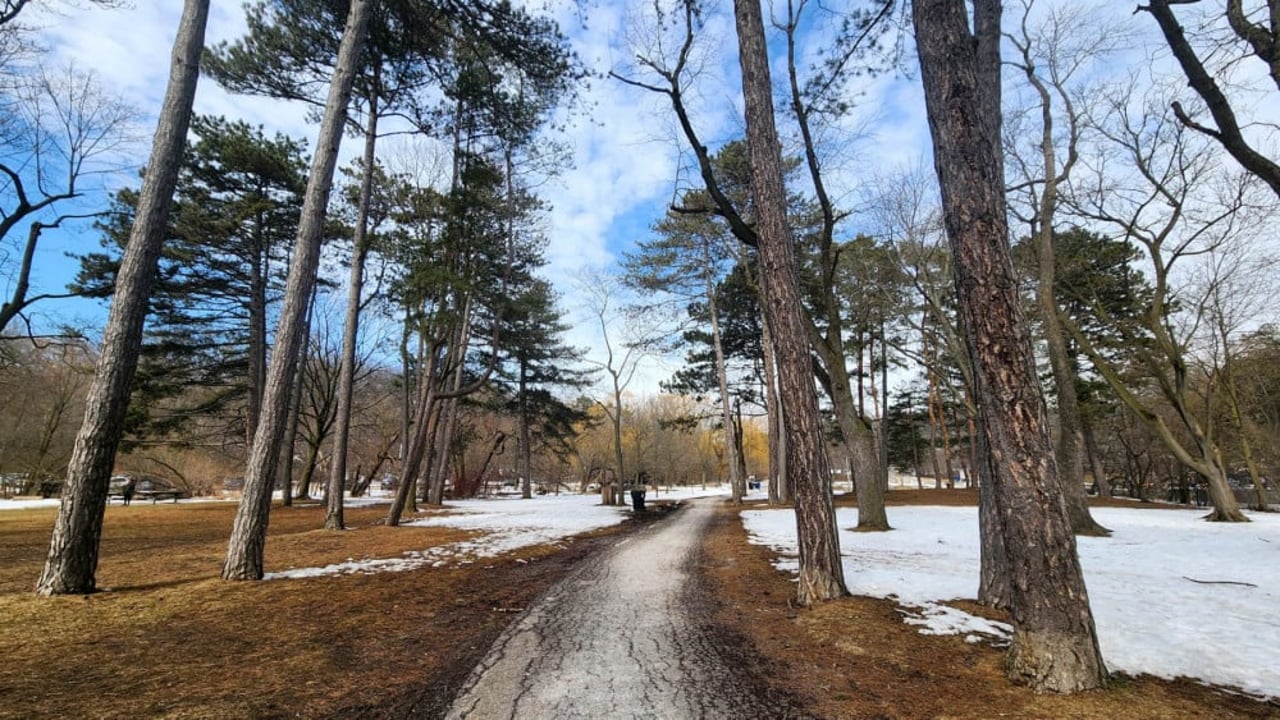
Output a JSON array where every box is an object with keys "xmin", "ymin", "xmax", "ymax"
[
  {"xmin": 741, "ymin": 504, "xmax": 1280, "ymax": 699},
  {"xmin": 0, "ymin": 497, "xmax": 62, "ymax": 510},
  {"xmin": 265, "ymin": 484, "xmax": 738, "ymax": 580}
]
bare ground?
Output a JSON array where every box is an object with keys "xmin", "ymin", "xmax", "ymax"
[{"xmin": 0, "ymin": 491, "xmax": 1275, "ymax": 719}]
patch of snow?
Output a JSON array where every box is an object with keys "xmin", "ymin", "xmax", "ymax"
[
  {"xmin": 741, "ymin": 504, "xmax": 1280, "ymax": 699},
  {"xmin": 265, "ymin": 487, "xmax": 738, "ymax": 581},
  {"xmin": 0, "ymin": 498, "xmax": 61, "ymax": 510}
]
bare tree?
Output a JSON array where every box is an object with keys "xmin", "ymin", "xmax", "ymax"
[
  {"xmin": 222, "ymin": 0, "xmax": 372, "ymax": 581},
  {"xmin": 612, "ymin": 0, "xmax": 893, "ymax": 529},
  {"xmin": 579, "ymin": 272, "xmax": 668, "ymax": 506},
  {"xmin": 1003, "ymin": 0, "xmax": 1127, "ymax": 536},
  {"xmin": 36, "ymin": 0, "xmax": 209, "ymax": 596},
  {"xmin": 1141, "ymin": 0, "xmax": 1280, "ymax": 198},
  {"xmin": 1, "ymin": 64, "xmax": 137, "ymax": 336},
  {"xmin": 913, "ymin": 0, "xmax": 1106, "ymax": 691},
  {"xmin": 1068, "ymin": 76, "xmax": 1270, "ymax": 522},
  {"xmin": 1200, "ymin": 245, "xmax": 1278, "ymax": 510}
]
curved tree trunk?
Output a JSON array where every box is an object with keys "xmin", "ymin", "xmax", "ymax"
[
  {"xmin": 1018, "ymin": 33, "xmax": 1109, "ymax": 536},
  {"xmin": 223, "ymin": 0, "xmax": 372, "ymax": 581},
  {"xmin": 734, "ymin": 0, "xmax": 847, "ymax": 605},
  {"xmin": 914, "ymin": 0, "xmax": 1106, "ymax": 691},
  {"xmin": 37, "ymin": 0, "xmax": 209, "ymax": 596}
]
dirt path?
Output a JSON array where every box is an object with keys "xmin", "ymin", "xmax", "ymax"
[{"xmin": 443, "ymin": 498, "xmax": 791, "ymax": 719}]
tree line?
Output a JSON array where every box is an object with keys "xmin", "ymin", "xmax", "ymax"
[{"xmin": 2, "ymin": 0, "xmax": 1277, "ymax": 697}]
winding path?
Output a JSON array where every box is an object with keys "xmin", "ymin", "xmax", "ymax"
[{"xmin": 444, "ymin": 498, "xmax": 787, "ymax": 719}]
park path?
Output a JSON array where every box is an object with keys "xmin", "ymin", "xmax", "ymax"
[{"xmin": 443, "ymin": 498, "xmax": 787, "ymax": 720}]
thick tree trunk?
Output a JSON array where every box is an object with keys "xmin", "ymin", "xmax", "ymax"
[
  {"xmin": 36, "ymin": 0, "xmax": 209, "ymax": 596},
  {"xmin": 913, "ymin": 0, "xmax": 1106, "ymax": 691},
  {"xmin": 976, "ymin": 422, "xmax": 1011, "ymax": 610},
  {"xmin": 815, "ymin": 338, "xmax": 890, "ymax": 530},
  {"xmin": 222, "ymin": 0, "xmax": 371, "ymax": 581},
  {"xmin": 325, "ymin": 87, "xmax": 379, "ymax": 531},
  {"xmin": 733, "ymin": 0, "xmax": 847, "ymax": 605}
]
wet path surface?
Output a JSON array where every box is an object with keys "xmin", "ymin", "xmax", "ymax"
[{"xmin": 443, "ymin": 498, "xmax": 788, "ymax": 719}]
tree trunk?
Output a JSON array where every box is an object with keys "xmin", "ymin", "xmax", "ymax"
[
  {"xmin": 222, "ymin": 0, "xmax": 371, "ymax": 581},
  {"xmin": 1022, "ymin": 42, "xmax": 1109, "ymax": 537},
  {"xmin": 976, "ymin": 420, "xmax": 1011, "ymax": 610},
  {"xmin": 733, "ymin": 0, "xmax": 847, "ymax": 605},
  {"xmin": 325, "ymin": 83, "xmax": 379, "ymax": 531},
  {"xmin": 1081, "ymin": 416, "xmax": 1111, "ymax": 497},
  {"xmin": 707, "ymin": 276, "xmax": 745, "ymax": 504},
  {"xmin": 913, "ymin": 0, "xmax": 1106, "ymax": 691},
  {"xmin": 759, "ymin": 282, "xmax": 788, "ymax": 505},
  {"xmin": 517, "ymin": 364, "xmax": 533, "ymax": 499},
  {"xmin": 279, "ymin": 304, "xmax": 312, "ymax": 508},
  {"xmin": 815, "ymin": 337, "xmax": 890, "ymax": 530},
  {"xmin": 36, "ymin": 0, "xmax": 209, "ymax": 596},
  {"xmin": 247, "ymin": 246, "xmax": 266, "ymax": 449},
  {"xmin": 388, "ymin": 347, "xmax": 441, "ymax": 526}
]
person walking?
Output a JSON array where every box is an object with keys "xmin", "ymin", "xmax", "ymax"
[{"xmin": 630, "ymin": 472, "xmax": 648, "ymax": 513}]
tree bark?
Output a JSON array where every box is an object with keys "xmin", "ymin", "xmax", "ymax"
[
  {"xmin": 733, "ymin": 0, "xmax": 847, "ymax": 605},
  {"xmin": 36, "ymin": 0, "xmax": 209, "ymax": 596},
  {"xmin": 223, "ymin": 0, "xmax": 372, "ymax": 581},
  {"xmin": 913, "ymin": 0, "xmax": 1107, "ymax": 691},
  {"xmin": 975, "ymin": 419, "xmax": 1011, "ymax": 610},
  {"xmin": 325, "ymin": 82, "xmax": 379, "ymax": 531}
]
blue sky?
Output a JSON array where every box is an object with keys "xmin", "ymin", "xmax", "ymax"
[
  {"xmin": 10, "ymin": 0, "xmax": 932, "ymax": 396},
  {"xmin": 18, "ymin": 0, "xmax": 1267, "ymax": 400}
]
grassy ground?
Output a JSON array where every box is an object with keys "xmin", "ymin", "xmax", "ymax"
[
  {"xmin": 0, "ymin": 500, "xmax": 630, "ymax": 719},
  {"xmin": 0, "ymin": 491, "xmax": 1275, "ymax": 719}
]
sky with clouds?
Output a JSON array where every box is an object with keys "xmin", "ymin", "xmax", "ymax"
[
  {"xmin": 18, "ymin": 0, "xmax": 934, "ymax": 397},
  {"xmin": 13, "ymin": 0, "xmax": 1275, "ymax": 399}
]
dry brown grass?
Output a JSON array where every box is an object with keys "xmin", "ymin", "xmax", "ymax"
[{"xmin": 0, "ymin": 500, "xmax": 628, "ymax": 719}]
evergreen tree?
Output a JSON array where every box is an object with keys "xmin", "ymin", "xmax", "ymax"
[
  {"xmin": 497, "ymin": 279, "xmax": 595, "ymax": 499},
  {"xmin": 76, "ymin": 115, "xmax": 308, "ymax": 447}
]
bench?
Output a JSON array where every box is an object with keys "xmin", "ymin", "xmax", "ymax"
[
  {"xmin": 107, "ymin": 489, "xmax": 185, "ymax": 504},
  {"xmin": 137, "ymin": 489, "xmax": 184, "ymax": 504}
]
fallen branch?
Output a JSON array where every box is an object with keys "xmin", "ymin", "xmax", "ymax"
[{"xmin": 1182, "ymin": 576, "xmax": 1258, "ymax": 588}]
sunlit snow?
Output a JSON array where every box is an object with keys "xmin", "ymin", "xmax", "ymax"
[
  {"xmin": 741, "ymin": 504, "xmax": 1280, "ymax": 699},
  {"xmin": 263, "ymin": 484, "xmax": 734, "ymax": 580}
]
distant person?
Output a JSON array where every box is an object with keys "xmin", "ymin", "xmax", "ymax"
[
  {"xmin": 122, "ymin": 477, "xmax": 136, "ymax": 506},
  {"xmin": 630, "ymin": 472, "xmax": 648, "ymax": 513}
]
